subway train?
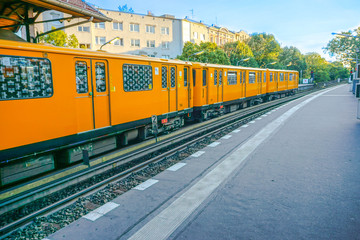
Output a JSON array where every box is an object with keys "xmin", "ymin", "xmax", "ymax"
[{"xmin": 0, "ymin": 39, "xmax": 298, "ymax": 186}]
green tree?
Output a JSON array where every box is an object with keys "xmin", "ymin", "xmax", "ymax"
[
  {"xmin": 305, "ymin": 52, "xmax": 330, "ymax": 82},
  {"xmin": 39, "ymin": 27, "xmax": 79, "ymax": 48},
  {"xmin": 223, "ymin": 41, "xmax": 258, "ymax": 67},
  {"xmin": 324, "ymin": 27, "xmax": 360, "ymax": 68},
  {"xmin": 178, "ymin": 42, "xmax": 230, "ymax": 65},
  {"xmin": 278, "ymin": 46, "xmax": 307, "ymax": 72},
  {"xmin": 328, "ymin": 61, "xmax": 349, "ymax": 80},
  {"xmin": 247, "ymin": 33, "xmax": 281, "ymax": 68}
]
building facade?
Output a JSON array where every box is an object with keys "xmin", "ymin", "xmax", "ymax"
[{"xmin": 34, "ymin": 9, "xmax": 250, "ymax": 59}]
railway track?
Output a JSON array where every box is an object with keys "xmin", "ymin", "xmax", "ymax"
[{"xmin": 0, "ymin": 87, "xmax": 324, "ymax": 239}]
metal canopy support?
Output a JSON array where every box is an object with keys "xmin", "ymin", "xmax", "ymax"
[{"xmin": 34, "ymin": 16, "xmax": 93, "ymax": 43}]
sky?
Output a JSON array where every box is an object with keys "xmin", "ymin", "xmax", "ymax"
[{"xmin": 87, "ymin": 0, "xmax": 360, "ymax": 61}]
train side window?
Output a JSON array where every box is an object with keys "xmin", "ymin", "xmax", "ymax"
[
  {"xmin": 248, "ymin": 72, "xmax": 256, "ymax": 84},
  {"xmin": 170, "ymin": 67, "xmax": 176, "ymax": 88},
  {"xmin": 280, "ymin": 73, "xmax": 284, "ymax": 82},
  {"xmin": 259, "ymin": 72, "xmax": 262, "ymax": 83},
  {"xmin": 192, "ymin": 69, "xmax": 196, "ymax": 87},
  {"xmin": 202, "ymin": 70, "xmax": 207, "ymax": 86},
  {"xmin": 219, "ymin": 71, "xmax": 222, "ymax": 85},
  {"xmin": 95, "ymin": 62, "xmax": 106, "ymax": 92},
  {"xmin": 264, "ymin": 72, "xmax": 266, "ymax": 83},
  {"xmin": 0, "ymin": 55, "xmax": 53, "ymax": 100},
  {"xmin": 289, "ymin": 73, "xmax": 293, "ymax": 81},
  {"xmin": 239, "ymin": 71, "xmax": 242, "ymax": 84},
  {"xmin": 162, "ymin": 66, "xmax": 167, "ymax": 88},
  {"xmin": 184, "ymin": 67, "xmax": 188, "ymax": 87},
  {"xmin": 123, "ymin": 64, "xmax": 153, "ymax": 92},
  {"xmin": 75, "ymin": 61, "xmax": 88, "ymax": 94},
  {"xmin": 243, "ymin": 71, "xmax": 246, "ymax": 83},
  {"xmin": 227, "ymin": 71, "xmax": 237, "ymax": 85},
  {"xmin": 214, "ymin": 70, "xmax": 217, "ymax": 85},
  {"xmin": 270, "ymin": 73, "xmax": 273, "ymax": 82}
]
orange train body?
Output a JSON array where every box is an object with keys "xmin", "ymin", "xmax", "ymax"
[{"xmin": 0, "ymin": 39, "xmax": 298, "ymax": 185}]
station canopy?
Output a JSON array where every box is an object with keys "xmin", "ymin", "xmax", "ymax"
[{"xmin": 0, "ymin": 0, "xmax": 111, "ymax": 41}]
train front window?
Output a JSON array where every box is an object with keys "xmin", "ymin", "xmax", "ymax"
[
  {"xmin": 0, "ymin": 55, "xmax": 53, "ymax": 100},
  {"xmin": 95, "ymin": 62, "xmax": 106, "ymax": 92},
  {"xmin": 75, "ymin": 61, "xmax": 88, "ymax": 94}
]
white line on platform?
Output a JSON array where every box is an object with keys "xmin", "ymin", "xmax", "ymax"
[
  {"xmin": 262, "ymin": 114, "xmax": 268, "ymax": 117},
  {"xmin": 127, "ymin": 87, "xmax": 339, "ymax": 240},
  {"xmin": 208, "ymin": 142, "xmax": 221, "ymax": 147},
  {"xmin": 221, "ymin": 135, "xmax": 232, "ymax": 139},
  {"xmin": 83, "ymin": 202, "xmax": 120, "ymax": 221},
  {"xmin": 241, "ymin": 124, "xmax": 249, "ymax": 128},
  {"xmin": 134, "ymin": 179, "xmax": 159, "ymax": 191},
  {"xmin": 249, "ymin": 121, "xmax": 256, "ymax": 124},
  {"xmin": 191, "ymin": 151, "xmax": 205, "ymax": 157},
  {"xmin": 167, "ymin": 163, "xmax": 187, "ymax": 172},
  {"xmin": 232, "ymin": 129, "xmax": 241, "ymax": 133}
]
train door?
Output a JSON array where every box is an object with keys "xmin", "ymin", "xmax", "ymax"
[
  {"xmin": 258, "ymin": 71, "xmax": 262, "ymax": 94},
  {"xmin": 215, "ymin": 69, "xmax": 223, "ymax": 103},
  {"xmin": 184, "ymin": 66, "xmax": 191, "ymax": 108},
  {"xmin": 219, "ymin": 69, "xmax": 223, "ymax": 102},
  {"xmin": 74, "ymin": 58, "xmax": 110, "ymax": 133},
  {"xmin": 162, "ymin": 65, "xmax": 177, "ymax": 112},
  {"xmin": 202, "ymin": 69, "xmax": 208, "ymax": 105}
]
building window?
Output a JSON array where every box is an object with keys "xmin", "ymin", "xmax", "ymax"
[
  {"xmin": 130, "ymin": 23, "xmax": 140, "ymax": 32},
  {"xmin": 114, "ymin": 38, "xmax": 124, "ymax": 46},
  {"xmin": 147, "ymin": 40, "xmax": 155, "ymax": 48},
  {"xmin": 95, "ymin": 22, "xmax": 105, "ymax": 29},
  {"xmin": 227, "ymin": 71, "xmax": 237, "ymax": 85},
  {"xmin": 0, "ymin": 55, "xmax": 53, "ymax": 100},
  {"xmin": 162, "ymin": 55, "xmax": 170, "ymax": 59},
  {"xmin": 200, "ymin": 34, "xmax": 205, "ymax": 41},
  {"xmin": 131, "ymin": 39, "xmax": 140, "ymax": 47},
  {"xmin": 161, "ymin": 27, "xmax": 169, "ymax": 35},
  {"xmin": 193, "ymin": 32, "xmax": 198, "ymax": 39},
  {"xmin": 95, "ymin": 36, "xmax": 106, "ymax": 45},
  {"xmin": 79, "ymin": 43, "xmax": 91, "ymax": 49},
  {"xmin": 78, "ymin": 26, "xmax": 90, "ymax": 32},
  {"xmin": 146, "ymin": 25, "xmax": 155, "ymax": 34},
  {"xmin": 123, "ymin": 64, "xmax": 153, "ymax": 92},
  {"xmin": 113, "ymin": 22, "xmax": 123, "ymax": 30},
  {"xmin": 249, "ymin": 72, "xmax": 256, "ymax": 84},
  {"xmin": 162, "ymin": 41, "xmax": 169, "ymax": 49}
]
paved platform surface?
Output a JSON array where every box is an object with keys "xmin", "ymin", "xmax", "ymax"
[{"xmin": 47, "ymin": 84, "xmax": 360, "ymax": 240}]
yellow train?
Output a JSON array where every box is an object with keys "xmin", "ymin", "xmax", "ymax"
[{"xmin": 0, "ymin": 39, "xmax": 298, "ymax": 186}]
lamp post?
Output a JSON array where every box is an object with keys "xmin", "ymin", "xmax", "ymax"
[
  {"xmin": 188, "ymin": 50, "xmax": 205, "ymax": 61},
  {"xmin": 100, "ymin": 37, "xmax": 121, "ymax": 50},
  {"xmin": 237, "ymin": 57, "xmax": 250, "ymax": 66},
  {"xmin": 266, "ymin": 61, "xmax": 277, "ymax": 68}
]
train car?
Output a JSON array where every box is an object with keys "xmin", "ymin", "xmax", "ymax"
[{"xmin": 0, "ymin": 39, "xmax": 192, "ymax": 186}]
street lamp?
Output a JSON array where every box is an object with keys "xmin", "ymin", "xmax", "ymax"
[
  {"xmin": 266, "ymin": 61, "xmax": 277, "ymax": 68},
  {"xmin": 188, "ymin": 50, "xmax": 205, "ymax": 61},
  {"xmin": 100, "ymin": 37, "xmax": 121, "ymax": 50},
  {"xmin": 237, "ymin": 57, "xmax": 250, "ymax": 66},
  {"xmin": 286, "ymin": 62, "xmax": 292, "ymax": 67}
]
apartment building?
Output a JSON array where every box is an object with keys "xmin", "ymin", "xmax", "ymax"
[{"xmin": 34, "ymin": 9, "xmax": 249, "ymax": 59}]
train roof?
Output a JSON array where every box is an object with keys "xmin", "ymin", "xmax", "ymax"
[
  {"xmin": 192, "ymin": 62, "xmax": 298, "ymax": 73},
  {"xmin": 0, "ymin": 39, "xmax": 191, "ymax": 66}
]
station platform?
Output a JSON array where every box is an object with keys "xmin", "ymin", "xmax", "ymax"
[{"xmin": 46, "ymin": 84, "xmax": 360, "ymax": 240}]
